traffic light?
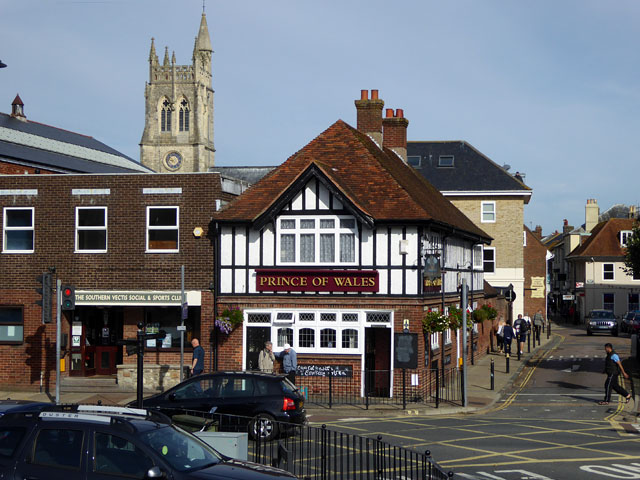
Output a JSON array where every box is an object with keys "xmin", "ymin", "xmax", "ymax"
[
  {"xmin": 61, "ymin": 285, "xmax": 75, "ymax": 310},
  {"xmin": 36, "ymin": 273, "xmax": 52, "ymax": 323}
]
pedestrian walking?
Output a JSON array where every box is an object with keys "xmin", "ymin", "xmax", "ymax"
[
  {"xmin": 190, "ymin": 338, "xmax": 205, "ymax": 376},
  {"xmin": 533, "ymin": 310, "xmax": 544, "ymax": 342},
  {"xmin": 502, "ymin": 320, "xmax": 515, "ymax": 357},
  {"xmin": 599, "ymin": 343, "xmax": 632, "ymax": 406},
  {"xmin": 514, "ymin": 314, "xmax": 528, "ymax": 354},
  {"xmin": 277, "ymin": 343, "xmax": 297, "ymax": 384},
  {"xmin": 496, "ymin": 317, "xmax": 506, "ymax": 353},
  {"xmin": 258, "ymin": 341, "xmax": 276, "ymax": 373}
]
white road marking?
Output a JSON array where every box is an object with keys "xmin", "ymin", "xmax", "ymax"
[{"xmin": 580, "ymin": 463, "xmax": 640, "ymax": 478}]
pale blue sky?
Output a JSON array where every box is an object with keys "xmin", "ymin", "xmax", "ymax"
[{"xmin": 3, "ymin": 0, "xmax": 640, "ymax": 233}]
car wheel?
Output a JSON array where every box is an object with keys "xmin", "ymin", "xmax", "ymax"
[{"xmin": 250, "ymin": 413, "xmax": 278, "ymax": 442}]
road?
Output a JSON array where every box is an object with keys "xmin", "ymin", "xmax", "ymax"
[{"xmin": 324, "ymin": 323, "xmax": 640, "ymax": 480}]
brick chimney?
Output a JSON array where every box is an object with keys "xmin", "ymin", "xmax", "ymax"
[
  {"xmin": 11, "ymin": 94, "xmax": 26, "ymax": 121},
  {"xmin": 533, "ymin": 225, "xmax": 543, "ymax": 239},
  {"xmin": 562, "ymin": 219, "xmax": 573, "ymax": 234},
  {"xmin": 585, "ymin": 198, "xmax": 599, "ymax": 232},
  {"xmin": 382, "ymin": 108, "xmax": 409, "ymax": 163},
  {"xmin": 355, "ymin": 89, "xmax": 384, "ymax": 146}
]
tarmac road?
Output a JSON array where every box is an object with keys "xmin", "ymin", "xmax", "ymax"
[{"xmin": 322, "ymin": 323, "xmax": 640, "ymax": 480}]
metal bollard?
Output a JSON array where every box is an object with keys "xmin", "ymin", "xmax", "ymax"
[
  {"xmin": 435, "ymin": 369, "xmax": 440, "ymax": 408},
  {"xmin": 527, "ymin": 333, "xmax": 531, "ymax": 353},
  {"xmin": 517, "ymin": 348, "xmax": 521, "ymax": 361},
  {"xmin": 490, "ymin": 359, "xmax": 495, "ymax": 390},
  {"xmin": 328, "ymin": 373, "xmax": 333, "ymax": 409},
  {"xmin": 506, "ymin": 354, "xmax": 510, "ymax": 373},
  {"xmin": 547, "ymin": 321, "xmax": 551, "ymax": 339}
]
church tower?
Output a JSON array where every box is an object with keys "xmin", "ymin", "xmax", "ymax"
[{"xmin": 140, "ymin": 13, "xmax": 214, "ymax": 172}]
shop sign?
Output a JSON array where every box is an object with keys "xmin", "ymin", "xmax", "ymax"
[
  {"xmin": 75, "ymin": 291, "xmax": 183, "ymax": 306},
  {"xmin": 563, "ymin": 294, "xmax": 575, "ymax": 300},
  {"xmin": 297, "ymin": 364, "xmax": 353, "ymax": 377},
  {"xmin": 531, "ymin": 276, "xmax": 545, "ymax": 298},
  {"xmin": 575, "ymin": 282, "xmax": 584, "ymax": 288},
  {"xmin": 423, "ymin": 276, "xmax": 442, "ymax": 294},
  {"xmin": 255, "ymin": 269, "xmax": 378, "ymax": 293}
]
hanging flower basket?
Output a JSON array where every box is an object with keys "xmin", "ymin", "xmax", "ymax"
[{"xmin": 216, "ymin": 307, "xmax": 244, "ymax": 335}]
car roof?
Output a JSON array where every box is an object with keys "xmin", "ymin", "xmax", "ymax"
[{"xmin": 205, "ymin": 371, "xmax": 286, "ymax": 379}]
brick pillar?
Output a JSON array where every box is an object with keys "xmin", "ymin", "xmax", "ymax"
[{"xmin": 354, "ymin": 89, "xmax": 384, "ymax": 146}]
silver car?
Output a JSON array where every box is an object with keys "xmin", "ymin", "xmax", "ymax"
[{"xmin": 586, "ymin": 309, "xmax": 618, "ymax": 336}]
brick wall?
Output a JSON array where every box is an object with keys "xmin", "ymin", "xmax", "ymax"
[
  {"xmin": 0, "ymin": 172, "xmax": 235, "ymax": 389},
  {"xmin": 0, "ymin": 160, "xmax": 57, "ymax": 175},
  {"xmin": 524, "ymin": 226, "xmax": 548, "ymax": 318}
]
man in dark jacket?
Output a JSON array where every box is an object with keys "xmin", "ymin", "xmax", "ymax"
[{"xmin": 599, "ymin": 343, "xmax": 631, "ymax": 405}]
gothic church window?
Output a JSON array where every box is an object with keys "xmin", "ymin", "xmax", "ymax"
[
  {"xmin": 160, "ymin": 99, "xmax": 172, "ymax": 132},
  {"xmin": 179, "ymin": 99, "xmax": 190, "ymax": 132}
]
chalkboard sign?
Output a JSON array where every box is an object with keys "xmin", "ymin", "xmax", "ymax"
[
  {"xmin": 394, "ymin": 333, "xmax": 418, "ymax": 369},
  {"xmin": 297, "ymin": 364, "xmax": 353, "ymax": 377}
]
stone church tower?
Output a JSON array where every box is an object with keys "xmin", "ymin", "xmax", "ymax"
[{"xmin": 140, "ymin": 13, "xmax": 214, "ymax": 172}]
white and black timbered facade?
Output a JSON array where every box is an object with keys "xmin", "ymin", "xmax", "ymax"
[{"xmin": 212, "ymin": 92, "xmax": 490, "ymax": 397}]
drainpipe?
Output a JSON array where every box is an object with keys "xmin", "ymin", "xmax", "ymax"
[{"xmin": 212, "ymin": 221, "xmax": 219, "ymax": 371}]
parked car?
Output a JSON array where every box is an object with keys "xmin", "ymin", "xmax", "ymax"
[
  {"xmin": 0, "ymin": 399, "xmax": 51, "ymax": 417},
  {"xmin": 136, "ymin": 371, "xmax": 306, "ymax": 441},
  {"xmin": 586, "ymin": 309, "xmax": 618, "ymax": 336},
  {"xmin": 621, "ymin": 311, "xmax": 640, "ymax": 335},
  {"xmin": 0, "ymin": 404, "xmax": 297, "ymax": 479}
]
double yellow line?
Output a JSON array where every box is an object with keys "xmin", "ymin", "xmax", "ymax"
[{"xmin": 490, "ymin": 333, "xmax": 564, "ymax": 412}]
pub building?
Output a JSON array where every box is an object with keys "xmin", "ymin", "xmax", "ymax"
[{"xmin": 212, "ymin": 90, "xmax": 492, "ymax": 398}]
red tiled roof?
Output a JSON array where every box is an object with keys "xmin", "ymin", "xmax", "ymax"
[
  {"xmin": 567, "ymin": 218, "xmax": 636, "ymax": 258},
  {"xmin": 214, "ymin": 120, "xmax": 490, "ymax": 241}
]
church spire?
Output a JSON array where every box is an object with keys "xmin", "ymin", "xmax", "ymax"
[
  {"xmin": 149, "ymin": 37, "xmax": 158, "ymax": 64},
  {"xmin": 163, "ymin": 46, "xmax": 170, "ymax": 66},
  {"xmin": 195, "ymin": 12, "xmax": 213, "ymax": 52}
]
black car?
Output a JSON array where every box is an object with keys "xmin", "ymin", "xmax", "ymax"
[
  {"xmin": 137, "ymin": 372, "xmax": 306, "ymax": 441},
  {"xmin": 586, "ymin": 309, "xmax": 618, "ymax": 336},
  {"xmin": 0, "ymin": 399, "xmax": 51, "ymax": 417},
  {"xmin": 0, "ymin": 404, "xmax": 297, "ymax": 479}
]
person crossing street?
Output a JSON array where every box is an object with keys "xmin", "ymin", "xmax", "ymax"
[{"xmin": 599, "ymin": 343, "xmax": 632, "ymax": 406}]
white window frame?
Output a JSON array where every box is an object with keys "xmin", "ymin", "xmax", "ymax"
[
  {"xmin": 483, "ymin": 247, "xmax": 496, "ymax": 274},
  {"xmin": 146, "ymin": 206, "xmax": 179, "ymax": 253},
  {"xmin": 481, "ymin": 201, "xmax": 496, "ymax": 223},
  {"xmin": 430, "ymin": 332, "xmax": 439, "ymax": 349},
  {"xmin": 603, "ymin": 263, "xmax": 615, "ymax": 281},
  {"xmin": 438, "ymin": 155, "xmax": 454, "ymax": 167},
  {"xmin": 75, "ymin": 207, "xmax": 107, "ymax": 253},
  {"xmin": 472, "ymin": 245, "xmax": 483, "ymax": 269},
  {"xmin": 621, "ymin": 230, "xmax": 633, "ymax": 247},
  {"xmin": 276, "ymin": 215, "xmax": 358, "ymax": 266},
  {"xmin": 444, "ymin": 328, "xmax": 452, "ymax": 345},
  {"xmin": 523, "ymin": 230, "xmax": 527, "ymax": 247},
  {"xmin": 2, "ymin": 207, "xmax": 34, "ymax": 253}
]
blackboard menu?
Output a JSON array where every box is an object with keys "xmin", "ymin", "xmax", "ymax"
[
  {"xmin": 297, "ymin": 364, "xmax": 353, "ymax": 377},
  {"xmin": 394, "ymin": 333, "xmax": 418, "ymax": 369}
]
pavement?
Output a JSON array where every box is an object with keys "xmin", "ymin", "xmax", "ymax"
[{"xmin": 0, "ymin": 324, "xmax": 562, "ymax": 422}]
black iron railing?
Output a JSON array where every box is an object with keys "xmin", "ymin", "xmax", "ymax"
[
  {"xmin": 170, "ymin": 410, "xmax": 453, "ymax": 479},
  {"xmin": 292, "ymin": 367, "xmax": 462, "ymax": 409}
]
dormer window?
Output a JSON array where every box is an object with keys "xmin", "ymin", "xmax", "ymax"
[
  {"xmin": 407, "ymin": 156, "xmax": 421, "ymax": 167},
  {"xmin": 277, "ymin": 215, "xmax": 357, "ymax": 265},
  {"xmin": 438, "ymin": 155, "xmax": 454, "ymax": 167},
  {"xmin": 620, "ymin": 230, "xmax": 633, "ymax": 247}
]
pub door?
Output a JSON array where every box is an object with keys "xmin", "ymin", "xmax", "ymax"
[
  {"xmin": 364, "ymin": 327, "xmax": 391, "ymax": 397},
  {"xmin": 245, "ymin": 327, "xmax": 271, "ymax": 371}
]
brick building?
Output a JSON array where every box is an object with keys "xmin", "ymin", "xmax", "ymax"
[
  {"xmin": 523, "ymin": 225, "xmax": 550, "ymax": 319},
  {"xmin": 0, "ymin": 172, "xmax": 242, "ymax": 391},
  {"xmin": 211, "ymin": 91, "xmax": 494, "ymax": 399}
]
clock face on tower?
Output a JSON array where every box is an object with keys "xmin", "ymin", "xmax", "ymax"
[{"xmin": 164, "ymin": 152, "xmax": 183, "ymax": 171}]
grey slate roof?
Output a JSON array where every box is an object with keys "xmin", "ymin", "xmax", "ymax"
[
  {"xmin": 407, "ymin": 141, "xmax": 531, "ymax": 193},
  {"xmin": 210, "ymin": 166, "xmax": 275, "ymax": 185},
  {"xmin": 0, "ymin": 112, "xmax": 151, "ymax": 174}
]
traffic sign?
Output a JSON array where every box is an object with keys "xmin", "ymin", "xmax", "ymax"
[{"xmin": 505, "ymin": 289, "xmax": 517, "ymax": 302}]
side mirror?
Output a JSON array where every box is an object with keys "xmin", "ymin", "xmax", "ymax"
[
  {"xmin": 168, "ymin": 393, "xmax": 177, "ymax": 402},
  {"xmin": 145, "ymin": 466, "xmax": 166, "ymax": 479}
]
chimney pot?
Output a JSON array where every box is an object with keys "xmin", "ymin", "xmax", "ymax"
[
  {"xmin": 360, "ymin": 90, "xmax": 368, "ymax": 100},
  {"xmin": 371, "ymin": 89, "xmax": 379, "ymax": 100},
  {"xmin": 385, "ymin": 108, "xmax": 394, "ymax": 118},
  {"xmin": 563, "ymin": 219, "xmax": 568, "ymax": 226},
  {"xmin": 396, "ymin": 109, "xmax": 404, "ymax": 118}
]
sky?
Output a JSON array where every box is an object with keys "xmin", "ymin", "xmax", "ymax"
[{"xmin": 3, "ymin": 0, "xmax": 640, "ymax": 234}]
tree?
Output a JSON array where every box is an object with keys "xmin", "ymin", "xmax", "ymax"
[{"xmin": 624, "ymin": 222, "xmax": 640, "ymax": 279}]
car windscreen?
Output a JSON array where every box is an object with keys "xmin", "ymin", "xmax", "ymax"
[
  {"xmin": 138, "ymin": 425, "xmax": 221, "ymax": 472},
  {"xmin": 0, "ymin": 427, "xmax": 25, "ymax": 458},
  {"xmin": 592, "ymin": 311, "xmax": 613, "ymax": 319}
]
